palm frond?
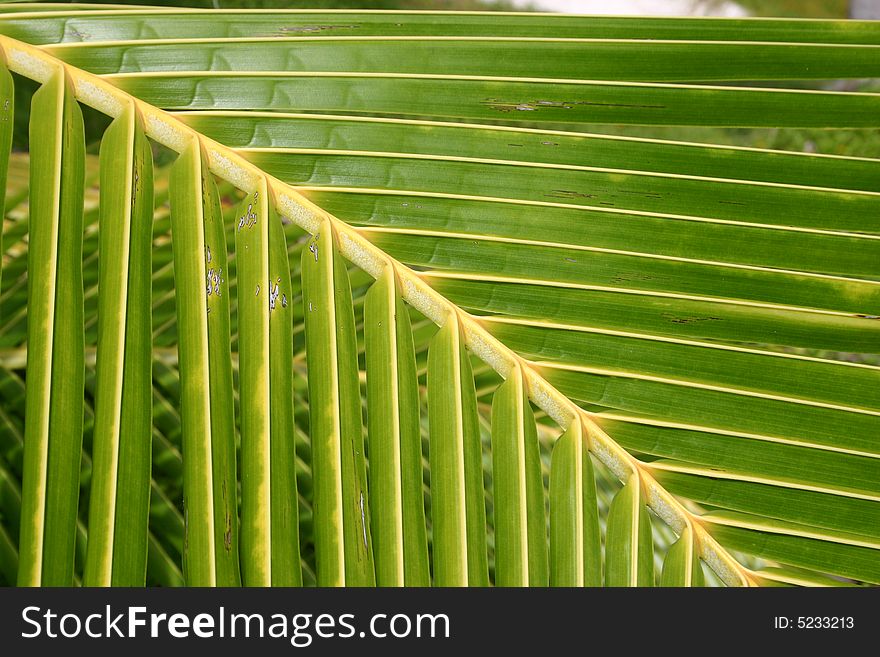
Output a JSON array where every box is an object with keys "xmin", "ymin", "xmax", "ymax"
[{"xmin": 1, "ymin": 7, "xmax": 878, "ymax": 587}]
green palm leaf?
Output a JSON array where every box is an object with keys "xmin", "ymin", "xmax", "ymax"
[
  {"xmin": 84, "ymin": 103, "xmax": 153, "ymax": 586},
  {"xmin": 364, "ymin": 267, "xmax": 430, "ymax": 586},
  {"xmin": 428, "ymin": 319, "xmax": 489, "ymax": 586},
  {"xmin": 0, "ymin": 6, "xmax": 877, "ymax": 588},
  {"xmin": 491, "ymin": 364, "xmax": 547, "ymax": 586},
  {"xmin": 18, "ymin": 66, "xmax": 84, "ymax": 586},
  {"xmin": 549, "ymin": 420, "xmax": 601, "ymax": 586},
  {"xmin": 302, "ymin": 224, "xmax": 374, "ymax": 586}
]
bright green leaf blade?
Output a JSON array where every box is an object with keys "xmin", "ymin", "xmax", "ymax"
[
  {"xmin": 108, "ymin": 114, "xmax": 155, "ymax": 586},
  {"xmin": 604, "ymin": 474, "xmax": 654, "ymax": 587},
  {"xmin": 84, "ymin": 103, "xmax": 153, "ymax": 586},
  {"xmin": 660, "ymin": 525, "xmax": 704, "ymax": 587},
  {"xmin": 267, "ymin": 193, "xmax": 302, "ymax": 586},
  {"xmin": 264, "ymin": 154, "xmax": 880, "ymax": 235},
  {"xmin": 202, "ymin": 156, "xmax": 241, "ymax": 587},
  {"xmin": 705, "ymin": 512, "xmax": 880, "ymax": 585},
  {"xmin": 186, "ymin": 113, "xmax": 880, "ymax": 193},
  {"xmin": 427, "ymin": 319, "xmax": 488, "ymax": 586},
  {"xmin": 365, "ymin": 231, "xmax": 880, "ymax": 314},
  {"xmin": 754, "ymin": 564, "xmax": 858, "ymax": 588},
  {"xmin": 430, "ymin": 277, "xmax": 880, "ymax": 354},
  {"xmin": 364, "ymin": 267, "xmax": 429, "ymax": 586},
  {"xmin": 170, "ymin": 141, "xmax": 235, "ymax": 586},
  {"xmin": 49, "ymin": 38, "xmax": 880, "ymax": 82},
  {"xmin": 309, "ymin": 191, "xmax": 880, "ymax": 280},
  {"xmin": 491, "ymin": 366, "xmax": 547, "ymax": 586},
  {"xmin": 6, "ymin": 11, "xmax": 880, "ymax": 44},
  {"xmin": 546, "ymin": 369, "xmax": 879, "ymax": 458},
  {"xmin": 549, "ymin": 421, "xmax": 601, "ymax": 586},
  {"xmin": 654, "ymin": 469, "xmax": 880, "ymax": 540},
  {"xmin": 703, "ymin": 510, "xmax": 880, "ymax": 549},
  {"xmin": 607, "ymin": 420, "xmax": 880, "ymax": 498},
  {"xmin": 487, "ymin": 322, "xmax": 880, "ymax": 414},
  {"xmin": 234, "ymin": 181, "xmax": 271, "ymax": 586},
  {"xmin": 110, "ymin": 73, "xmax": 880, "ymax": 128},
  {"xmin": 18, "ymin": 68, "xmax": 84, "ymax": 586},
  {"xmin": 302, "ymin": 223, "xmax": 374, "ymax": 586}
]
